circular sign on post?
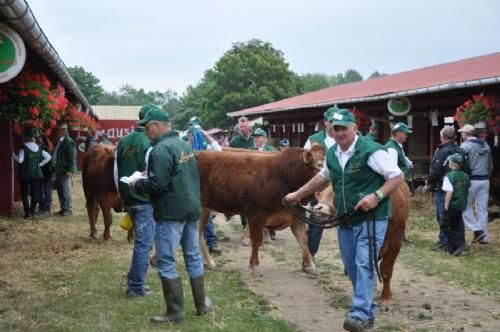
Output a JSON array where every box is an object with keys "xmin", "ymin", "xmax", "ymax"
[
  {"xmin": 0, "ymin": 23, "xmax": 26, "ymax": 83},
  {"xmin": 387, "ymin": 97, "xmax": 412, "ymax": 116}
]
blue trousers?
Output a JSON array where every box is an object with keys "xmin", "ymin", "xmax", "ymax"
[
  {"xmin": 40, "ymin": 176, "xmax": 52, "ymax": 212},
  {"xmin": 338, "ymin": 219, "xmax": 388, "ymax": 321},
  {"xmin": 155, "ymin": 220, "xmax": 204, "ymax": 280},
  {"xmin": 204, "ymin": 212, "xmax": 218, "ymax": 248},
  {"xmin": 307, "ymin": 224, "xmax": 323, "ymax": 257},
  {"xmin": 127, "ymin": 204, "xmax": 155, "ymax": 293}
]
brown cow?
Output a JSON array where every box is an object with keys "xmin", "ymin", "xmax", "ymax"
[
  {"xmin": 82, "ymin": 144, "xmax": 123, "ymax": 240},
  {"xmin": 313, "ymin": 182, "xmax": 410, "ymax": 306},
  {"xmin": 196, "ymin": 146, "xmax": 325, "ymax": 276}
]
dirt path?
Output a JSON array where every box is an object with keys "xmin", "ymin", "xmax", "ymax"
[{"xmin": 214, "ymin": 215, "xmax": 500, "ymax": 332}]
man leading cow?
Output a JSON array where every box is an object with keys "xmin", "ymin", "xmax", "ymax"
[{"xmin": 286, "ymin": 109, "xmax": 403, "ymax": 332}]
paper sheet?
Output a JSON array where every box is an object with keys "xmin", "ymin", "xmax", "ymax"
[{"xmin": 120, "ymin": 171, "xmax": 146, "ymax": 184}]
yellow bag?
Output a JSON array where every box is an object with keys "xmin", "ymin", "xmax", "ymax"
[{"xmin": 119, "ymin": 213, "xmax": 133, "ymax": 231}]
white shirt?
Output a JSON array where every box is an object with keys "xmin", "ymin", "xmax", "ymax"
[
  {"xmin": 206, "ymin": 140, "xmax": 222, "ymax": 151},
  {"xmin": 319, "ymin": 135, "xmax": 402, "ymax": 180},
  {"xmin": 387, "ymin": 139, "xmax": 413, "ymax": 168},
  {"xmin": 304, "ymin": 133, "xmax": 336, "ymax": 150},
  {"xmin": 14, "ymin": 141, "xmax": 51, "ymax": 167},
  {"xmin": 442, "ymin": 175, "xmax": 453, "ymax": 192}
]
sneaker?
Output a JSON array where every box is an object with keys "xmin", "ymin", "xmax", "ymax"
[
  {"xmin": 343, "ymin": 316, "xmax": 373, "ymax": 331},
  {"xmin": 452, "ymin": 244, "xmax": 467, "ymax": 256},
  {"xmin": 126, "ymin": 288, "xmax": 150, "ymax": 297},
  {"xmin": 478, "ymin": 239, "xmax": 489, "ymax": 245},
  {"xmin": 209, "ymin": 246, "xmax": 222, "ymax": 255},
  {"xmin": 60, "ymin": 211, "xmax": 73, "ymax": 217},
  {"xmin": 472, "ymin": 231, "xmax": 486, "ymax": 243},
  {"xmin": 431, "ymin": 243, "xmax": 448, "ymax": 252}
]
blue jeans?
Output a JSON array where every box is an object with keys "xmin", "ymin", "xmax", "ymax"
[
  {"xmin": 338, "ymin": 219, "xmax": 388, "ymax": 321},
  {"xmin": 127, "ymin": 204, "xmax": 155, "ymax": 293},
  {"xmin": 155, "ymin": 220, "xmax": 204, "ymax": 280},
  {"xmin": 40, "ymin": 176, "xmax": 52, "ymax": 212},
  {"xmin": 204, "ymin": 212, "xmax": 218, "ymax": 248}
]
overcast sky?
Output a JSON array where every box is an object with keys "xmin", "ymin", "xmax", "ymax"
[{"xmin": 29, "ymin": 0, "xmax": 500, "ymax": 95}]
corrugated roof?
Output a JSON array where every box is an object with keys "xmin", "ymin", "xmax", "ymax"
[
  {"xmin": 228, "ymin": 52, "xmax": 500, "ymax": 117},
  {"xmin": 92, "ymin": 105, "xmax": 141, "ymax": 120}
]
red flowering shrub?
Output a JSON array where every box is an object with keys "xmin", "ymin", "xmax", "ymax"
[{"xmin": 454, "ymin": 93, "xmax": 497, "ymax": 132}]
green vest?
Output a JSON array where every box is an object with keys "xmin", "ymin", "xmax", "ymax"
[
  {"xmin": 307, "ymin": 130, "xmax": 327, "ymax": 149},
  {"xmin": 385, "ymin": 138, "xmax": 409, "ymax": 180},
  {"xmin": 135, "ymin": 131, "xmax": 201, "ymax": 222},
  {"xmin": 250, "ymin": 144, "xmax": 276, "ymax": 151},
  {"xmin": 19, "ymin": 145, "xmax": 43, "ymax": 180},
  {"xmin": 326, "ymin": 136, "xmax": 391, "ymax": 225},
  {"xmin": 116, "ymin": 128, "xmax": 150, "ymax": 206},
  {"xmin": 365, "ymin": 132, "xmax": 378, "ymax": 142},
  {"xmin": 229, "ymin": 134, "xmax": 253, "ymax": 149},
  {"xmin": 447, "ymin": 170, "xmax": 470, "ymax": 211}
]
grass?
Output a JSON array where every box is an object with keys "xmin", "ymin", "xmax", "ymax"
[
  {"xmin": 401, "ymin": 192, "xmax": 500, "ymax": 299},
  {"xmin": 0, "ymin": 175, "xmax": 296, "ymax": 332}
]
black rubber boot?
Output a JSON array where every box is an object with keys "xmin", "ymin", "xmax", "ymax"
[
  {"xmin": 151, "ymin": 278, "xmax": 184, "ymax": 323},
  {"xmin": 189, "ymin": 275, "xmax": 214, "ymax": 315}
]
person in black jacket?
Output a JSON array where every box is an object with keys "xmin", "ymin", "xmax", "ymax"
[
  {"xmin": 425, "ymin": 126, "xmax": 464, "ymax": 251},
  {"xmin": 37, "ymin": 136, "xmax": 53, "ymax": 214}
]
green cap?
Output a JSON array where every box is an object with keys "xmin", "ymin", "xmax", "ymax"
[
  {"xmin": 139, "ymin": 103, "xmax": 158, "ymax": 120},
  {"xmin": 137, "ymin": 106, "xmax": 169, "ymax": 125},
  {"xmin": 330, "ymin": 109, "xmax": 356, "ymax": 127},
  {"xmin": 24, "ymin": 128, "xmax": 40, "ymax": 138},
  {"xmin": 187, "ymin": 125, "xmax": 196, "ymax": 134},
  {"xmin": 252, "ymin": 128, "xmax": 267, "ymax": 137},
  {"xmin": 189, "ymin": 116, "xmax": 202, "ymax": 126},
  {"xmin": 323, "ymin": 106, "xmax": 339, "ymax": 120},
  {"xmin": 392, "ymin": 122, "xmax": 413, "ymax": 134},
  {"xmin": 447, "ymin": 153, "xmax": 464, "ymax": 165}
]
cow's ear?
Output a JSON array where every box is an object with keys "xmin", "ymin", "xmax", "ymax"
[{"xmin": 303, "ymin": 150, "xmax": 313, "ymax": 164}]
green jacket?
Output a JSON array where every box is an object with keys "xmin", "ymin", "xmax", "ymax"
[
  {"xmin": 229, "ymin": 134, "xmax": 253, "ymax": 149},
  {"xmin": 54, "ymin": 135, "xmax": 77, "ymax": 177},
  {"xmin": 446, "ymin": 170, "xmax": 470, "ymax": 211},
  {"xmin": 385, "ymin": 138, "xmax": 409, "ymax": 180},
  {"xmin": 250, "ymin": 144, "xmax": 277, "ymax": 151},
  {"xmin": 365, "ymin": 132, "xmax": 378, "ymax": 142},
  {"xmin": 116, "ymin": 128, "xmax": 150, "ymax": 207},
  {"xmin": 326, "ymin": 136, "xmax": 391, "ymax": 225},
  {"xmin": 307, "ymin": 130, "xmax": 327, "ymax": 149},
  {"xmin": 135, "ymin": 131, "xmax": 201, "ymax": 222},
  {"xmin": 19, "ymin": 145, "xmax": 43, "ymax": 181}
]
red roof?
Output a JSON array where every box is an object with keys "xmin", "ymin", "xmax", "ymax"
[{"xmin": 228, "ymin": 52, "xmax": 500, "ymax": 117}]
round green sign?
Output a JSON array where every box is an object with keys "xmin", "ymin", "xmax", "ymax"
[
  {"xmin": 387, "ymin": 97, "xmax": 412, "ymax": 116},
  {"xmin": 0, "ymin": 23, "xmax": 26, "ymax": 83}
]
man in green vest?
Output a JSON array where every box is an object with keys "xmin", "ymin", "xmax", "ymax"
[
  {"xmin": 12, "ymin": 129, "xmax": 51, "ymax": 218},
  {"xmin": 229, "ymin": 116, "xmax": 253, "ymax": 149},
  {"xmin": 129, "ymin": 108, "xmax": 213, "ymax": 323},
  {"xmin": 53, "ymin": 123, "xmax": 77, "ymax": 217},
  {"xmin": 250, "ymin": 128, "xmax": 277, "ymax": 151},
  {"xmin": 365, "ymin": 123, "xmax": 379, "ymax": 142},
  {"xmin": 116, "ymin": 103, "xmax": 156, "ymax": 297},
  {"xmin": 385, "ymin": 122, "xmax": 413, "ymax": 181},
  {"xmin": 285, "ymin": 109, "xmax": 403, "ymax": 332}
]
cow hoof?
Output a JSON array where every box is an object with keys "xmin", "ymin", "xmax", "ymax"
[
  {"xmin": 241, "ymin": 237, "xmax": 250, "ymax": 246},
  {"xmin": 380, "ymin": 299, "xmax": 392, "ymax": 310},
  {"xmin": 204, "ymin": 260, "xmax": 217, "ymax": 269},
  {"xmin": 251, "ymin": 268, "xmax": 263, "ymax": 277},
  {"xmin": 302, "ymin": 266, "xmax": 320, "ymax": 276},
  {"xmin": 90, "ymin": 234, "xmax": 98, "ymax": 240}
]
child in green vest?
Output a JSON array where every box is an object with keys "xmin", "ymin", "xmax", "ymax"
[{"xmin": 441, "ymin": 153, "xmax": 470, "ymax": 256}]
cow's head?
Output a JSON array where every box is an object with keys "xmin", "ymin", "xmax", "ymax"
[
  {"xmin": 302, "ymin": 144, "xmax": 325, "ymax": 171},
  {"xmin": 312, "ymin": 185, "xmax": 336, "ymax": 217}
]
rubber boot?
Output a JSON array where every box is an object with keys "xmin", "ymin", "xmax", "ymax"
[
  {"xmin": 150, "ymin": 278, "xmax": 184, "ymax": 323},
  {"xmin": 189, "ymin": 275, "xmax": 214, "ymax": 315}
]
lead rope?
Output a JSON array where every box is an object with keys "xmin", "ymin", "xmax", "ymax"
[{"xmin": 367, "ymin": 212, "xmax": 382, "ymax": 283}]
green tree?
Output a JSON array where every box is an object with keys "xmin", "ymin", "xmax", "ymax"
[
  {"xmin": 200, "ymin": 39, "xmax": 300, "ymax": 127},
  {"xmin": 297, "ymin": 73, "xmax": 331, "ymax": 93},
  {"xmin": 68, "ymin": 66, "xmax": 104, "ymax": 104},
  {"xmin": 339, "ymin": 69, "xmax": 363, "ymax": 84},
  {"xmin": 368, "ymin": 71, "xmax": 387, "ymax": 79}
]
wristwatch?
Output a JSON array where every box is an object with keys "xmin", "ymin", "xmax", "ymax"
[{"xmin": 374, "ymin": 190, "xmax": 385, "ymax": 202}]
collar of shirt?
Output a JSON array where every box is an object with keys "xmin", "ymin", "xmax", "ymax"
[
  {"xmin": 324, "ymin": 135, "xmax": 336, "ymax": 149},
  {"xmin": 335, "ymin": 135, "xmax": 359, "ymax": 169}
]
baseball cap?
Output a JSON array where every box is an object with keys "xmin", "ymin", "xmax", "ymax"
[
  {"xmin": 392, "ymin": 122, "xmax": 413, "ymax": 134},
  {"xmin": 458, "ymin": 124, "xmax": 475, "ymax": 134},
  {"xmin": 447, "ymin": 153, "xmax": 464, "ymax": 165},
  {"xmin": 252, "ymin": 128, "xmax": 267, "ymax": 137},
  {"xmin": 330, "ymin": 109, "xmax": 356, "ymax": 127},
  {"xmin": 137, "ymin": 106, "xmax": 169, "ymax": 125}
]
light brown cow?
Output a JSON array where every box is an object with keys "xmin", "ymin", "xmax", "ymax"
[
  {"xmin": 314, "ymin": 182, "xmax": 411, "ymax": 306},
  {"xmin": 82, "ymin": 144, "xmax": 123, "ymax": 240},
  {"xmin": 196, "ymin": 146, "xmax": 325, "ymax": 276}
]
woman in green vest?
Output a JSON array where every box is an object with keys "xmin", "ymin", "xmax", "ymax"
[
  {"xmin": 285, "ymin": 109, "xmax": 403, "ymax": 332},
  {"xmin": 12, "ymin": 129, "xmax": 52, "ymax": 218}
]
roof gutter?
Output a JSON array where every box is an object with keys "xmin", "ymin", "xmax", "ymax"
[
  {"xmin": 227, "ymin": 76, "xmax": 500, "ymax": 117},
  {"xmin": 0, "ymin": 0, "xmax": 96, "ymax": 118}
]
